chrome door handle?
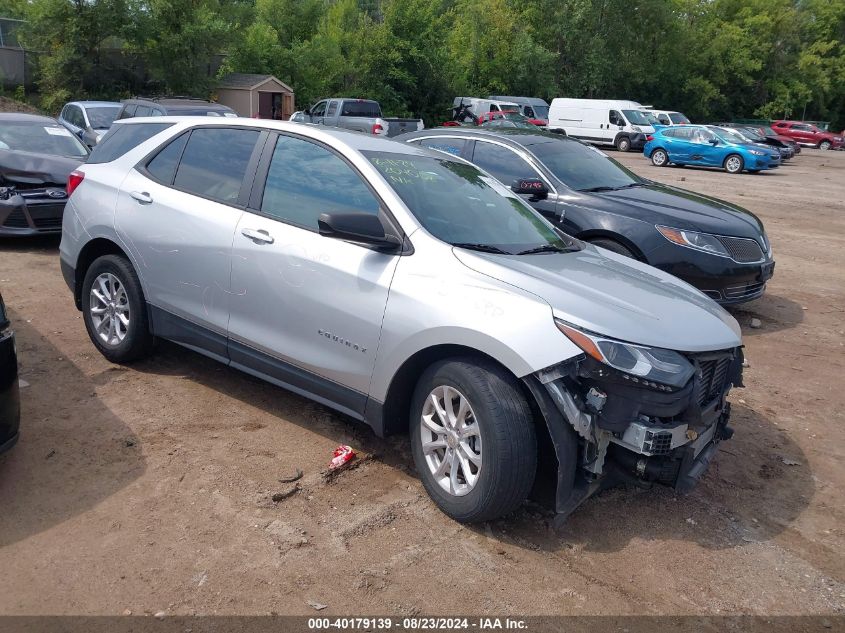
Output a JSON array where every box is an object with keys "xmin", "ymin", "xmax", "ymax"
[
  {"xmin": 130, "ymin": 191, "xmax": 153, "ymax": 204},
  {"xmin": 241, "ymin": 228, "xmax": 274, "ymax": 244}
]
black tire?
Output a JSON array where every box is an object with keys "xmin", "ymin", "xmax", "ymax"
[
  {"xmin": 724, "ymin": 153, "xmax": 744, "ymax": 174},
  {"xmin": 589, "ymin": 238, "xmax": 637, "ymax": 259},
  {"xmin": 81, "ymin": 254, "xmax": 154, "ymax": 363},
  {"xmin": 410, "ymin": 358, "xmax": 537, "ymax": 523},
  {"xmin": 616, "ymin": 136, "xmax": 632, "ymax": 152},
  {"xmin": 819, "ymin": 140, "xmax": 831, "ymax": 151},
  {"xmin": 651, "ymin": 148, "xmax": 669, "ymax": 167}
]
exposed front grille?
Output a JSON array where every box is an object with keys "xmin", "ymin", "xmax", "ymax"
[
  {"xmin": 723, "ymin": 280, "xmax": 766, "ymax": 300},
  {"xmin": 717, "ymin": 236, "xmax": 765, "ymax": 263},
  {"xmin": 33, "ymin": 216, "xmax": 62, "ymax": 229},
  {"xmin": 696, "ymin": 356, "xmax": 733, "ymax": 407},
  {"xmin": 644, "ymin": 430, "xmax": 673, "ymax": 456},
  {"xmin": 2, "ymin": 209, "xmax": 29, "ymax": 228}
]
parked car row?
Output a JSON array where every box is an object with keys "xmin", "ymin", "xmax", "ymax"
[{"xmin": 57, "ymin": 117, "xmax": 747, "ymax": 525}]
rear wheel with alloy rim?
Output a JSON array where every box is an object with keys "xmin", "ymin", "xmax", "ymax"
[
  {"xmin": 410, "ymin": 359, "xmax": 537, "ymax": 522},
  {"xmin": 819, "ymin": 140, "xmax": 832, "ymax": 150},
  {"xmin": 82, "ymin": 254, "xmax": 153, "ymax": 363},
  {"xmin": 651, "ymin": 148, "xmax": 669, "ymax": 167},
  {"xmin": 724, "ymin": 154, "xmax": 744, "ymax": 174}
]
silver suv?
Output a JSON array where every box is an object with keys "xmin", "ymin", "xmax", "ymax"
[{"xmin": 60, "ymin": 118, "xmax": 744, "ymax": 524}]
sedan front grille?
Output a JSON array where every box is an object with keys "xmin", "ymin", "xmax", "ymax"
[
  {"xmin": 723, "ymin": 280, "xmax": 766, "ymax": 300},
  {"xmin": 716, "ymin": 236, "xmax": 765, "ymax": 263},
  {"xmin": 2, "ymin": 209, "xmax": 29, "ymax": 228}
]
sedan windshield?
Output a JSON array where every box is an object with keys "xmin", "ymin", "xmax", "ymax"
[
  {"xmin": 532, "ymin": 105, "xmax": 549, "ymax": 119},
  {"xmin": 714, "ymin": 128, "xmax": 750, "ymax": 144},
  {"xmin": 529, "ymin": 139, "xmax": 643, "ymax": 192},
  {"xmin": 86, "ymin": 106, "xmax": 120, "ymax": 129},
  {"xmin": 0, "ymin": 121, "xmax": 88, "ymax": 157},
  {"xmin": 622, "ymin": 110, "xmax": 652, "ymax": 125},
  {"xmin": 365, "ymin": 151, "xmax": 579, "ymax": 255}
]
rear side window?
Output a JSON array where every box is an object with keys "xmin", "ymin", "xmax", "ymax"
[
  {"xmin": 340, "ymin": 101, "xmax": 381, "ymax": 117},
  {"xmin": 120, "ymin": 104, "xmax": 137, "ymax": 119},
  {"xmin": 145, "ymin": 132, "xmax": 189, "ymax": 184},
  {"xmin": 87, "ymin": 122, "xmax": 174, "ymax": 164},
  {"xmin": 327, "ymin": 101, "xmax": 338, "ymax": 117},
  {"xmin": 415, "ymin": 137, "xmax": 467, "ymax": 157},
  {"xmin": 173, "ymin": 128, "xmax": 260, "ymax": 204},
  {"xmin": 259, "ymin": 134, "xmax": 379, "ymax": 230},
  {"xmin": 471, "ymin": 141, "xmax": 537, "ymax": 188}
]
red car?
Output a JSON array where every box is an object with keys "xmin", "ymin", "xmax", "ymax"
[{"xmin": 771, "ymin": 120, "xmax": 844, "ymax": 150}]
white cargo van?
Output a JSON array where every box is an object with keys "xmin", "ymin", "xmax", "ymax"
[
  {"xmin": 547, "ymin": 98, "xmax": 655, "ymax": 151},
  {"xmin": 643, "ymin": 108, "xmax": 691, "ymax": 127},
  {"xmin": 451, "ymin": 97, "xmax": 520, "ymax": 123}
]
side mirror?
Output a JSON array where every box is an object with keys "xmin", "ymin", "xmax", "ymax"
[
  {"xmin": 709, "ymin": 138, "xmax": 719, "ymax": 145},
  {"xmin": 511, "ymin": 178, "xmax": 549, "ymax": 199},
  {"xmin": 318, "ymin": 212, "xmax": 401, "ymax": 251}
]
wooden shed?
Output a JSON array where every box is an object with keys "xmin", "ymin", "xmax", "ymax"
[{"xmin": 215, "ymin": 73, "xmax": 295, "ymax": 119}]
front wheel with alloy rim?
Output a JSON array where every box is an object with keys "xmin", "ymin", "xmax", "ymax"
[
  {"xmin": 410, "ymin": 359, "xmax": 537, "ymax": 523},
  {"xmin": 819, "ymin": 140, "xmax": 832, "ymax": 150},
  {"xmin": 651, "ymin": 148, "xmax": 669, "ymax": 167},
  {"xmin": 82, "ymin": 254, "xmax": 154, "ymax": 363},
  {"xmin": 724, "ymin": 154, "xmax": 744, "ymax": 174},
  {"xmin": 616, "ymin": 136, "xmax": 632, "ymax": 152}
]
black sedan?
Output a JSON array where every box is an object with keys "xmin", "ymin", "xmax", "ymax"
[
  {"xmin": 0, "ymin": 113, "xmax": 88, "ymax": 236},
  {"xmin": 0, "ymin": 291, "xmax": 19, "ymax": 454},
  {"xmin": 397, "ymin": 127, "xmax": 774, "ymax": 305}
]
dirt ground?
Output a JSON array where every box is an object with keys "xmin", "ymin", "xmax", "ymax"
[{"xmin": 0, "ymin": 148, "xmax": 843, "ymax": 617}]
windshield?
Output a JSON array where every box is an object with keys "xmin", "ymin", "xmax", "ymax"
[
  {"xmin": 532, "ymin": 105, "xmax": 549, "ymax": 119},
  {"xmin": 86, "ymin": 106, "xmax": 120, "ymax": 129},
  {"xmin": 669, "ymin": 112, "xmax": 690, "ymax": 124},
  {"xmin": 642, "ymin": 112, "xmax": 661, "ymax": 125},
  {"xmin": 365, "ymin": 151, "xmax": 579, "ymax": 255},
  {"xmin": 713, "ymin": 127, "xmax": 750, "ymax": 144},
  {"xmin": 530, "ymin": 140, "xmax": 642, "ymax": 191},
  {"xmin": 622, "ymin": 109, "xmax": 652, "ymax": 125},
  {"xmin": 761, "ymin": 126, "xmax": 777, "ymax": 136},
  {"xmin": 0, "ymin": 121, "xmax": 88, "ymax": 157}
]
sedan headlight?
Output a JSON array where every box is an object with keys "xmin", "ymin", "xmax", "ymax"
[
  {"xmin": 749, "ymin": 149, "xmax": 766, "ymax": 156},
  {"xmin": 556, "ymin": 320, "xmax": 695, "ymax": 389},
  {"xmin": 656, "ymin": 225, "xmax": 730, "ymax": 257}
]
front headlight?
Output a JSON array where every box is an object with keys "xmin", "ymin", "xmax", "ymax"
[
  {"xmin": 556, "ymin": 320, "xmax": 695, "ymax": 389},
  {"xmin": 631, "ymin": 125, "xmax": 642, "ymax": 133},
  {"xmin": 656, "ymin": 225, "xmax": 730, "ymax": 257},
  {"xmin": 749, "ymin": 149, "xmax": 766, "ymax": 156}
]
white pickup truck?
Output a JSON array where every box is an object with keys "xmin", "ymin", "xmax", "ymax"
[{"xmin": 302, "ymin": 98, "xmax": 423, "ymax": 137}]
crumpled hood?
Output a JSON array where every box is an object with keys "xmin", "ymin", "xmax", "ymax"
[
  {"xmin": 454, "ymin": 245, "xmax": 741, "ymax": 353},
  {"xmin": 0, "ymin": 150, "xmax": 84, "ymax": 188},
  {"xmin": 571, "ymin": 182, "xmax": 766, "ymax": 238}
]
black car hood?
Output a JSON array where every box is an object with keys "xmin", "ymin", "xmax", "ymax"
[
  {"xmin": 566, "ymin": 182, "xmax": 766, "ymax": 238},
  {"xmin": 0, "ymin": 150, "xmax": 84, "ymax": 188}
]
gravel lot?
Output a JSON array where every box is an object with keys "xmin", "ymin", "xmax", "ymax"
[{"xmin": 0, "ymin": 147, "xmax": 843, "ymax": 617}]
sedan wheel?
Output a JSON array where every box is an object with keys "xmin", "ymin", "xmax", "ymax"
[
  {"xmin": 819, "ymin": 140, "xmax": 832, "ymax": 151},
  {"xmin": 651, "ymin": 148, "xmax": 669, "ymax": 167},
  {"xmin": 724, "ymin": 154, "xmax": 744, "ymax": 174}
]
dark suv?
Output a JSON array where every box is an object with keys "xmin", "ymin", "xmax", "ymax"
[{"xmin": 116, "ymin": 97, "xmax": 236, "ymax": 120}]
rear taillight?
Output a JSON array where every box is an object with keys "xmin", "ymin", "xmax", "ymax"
[
  {"xmin": 67, "ymin": 170, "xmax": 85, "ymax": 196},
  {"xmin": 646, "ymin": 135, "xmax": 654, "ymax": 141},
  {"xmin": 371, "ymin": 123, "xmax": 384, "ymax": 135}
]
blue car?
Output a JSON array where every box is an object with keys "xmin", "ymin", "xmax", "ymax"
[{"xmin": 644, "ymin": 125, "xmax": 781, "ymax": 174}]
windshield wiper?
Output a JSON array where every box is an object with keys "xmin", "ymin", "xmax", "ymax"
[
  {"xmin": 613, "ymin": 182, "xmax": 648, "ymax": 189},
  {"xmin": 451, "ymin": 242, "xmax": 511, "ymax": 255},
  {"xmin": 516, "ymin": 244, "xmax": 575, "ymax": 255},
  {"xmin": 578, "ymin": 185, "xmax": 617, "ymax": 192}
]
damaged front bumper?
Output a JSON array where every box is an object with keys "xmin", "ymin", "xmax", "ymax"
[
  {"xmin": 0, "ymin": 186, "xmax": 67, "ymax": 235},
  {"xmin": 524, "ymin": 347, "xmax": 743, "ymax": 527}
]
